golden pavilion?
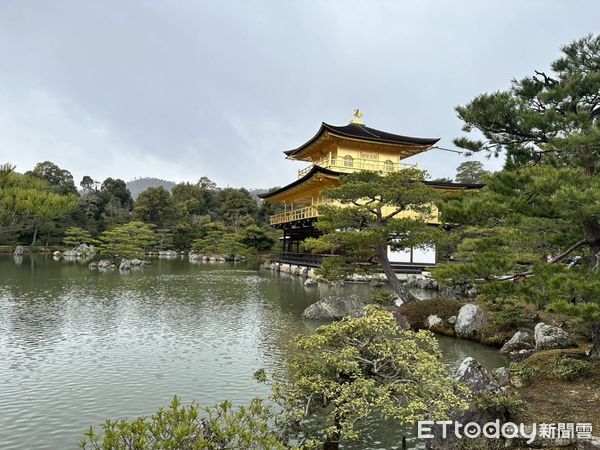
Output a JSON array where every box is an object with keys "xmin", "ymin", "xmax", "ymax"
[{"xmin": 259, "ymin": 111, "xmax": 481, "ymax": 272}]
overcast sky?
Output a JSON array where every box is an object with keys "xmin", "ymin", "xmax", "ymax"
[{"xmin": 0, "ymin": 1, "xmax": 598, "ymax": 189}]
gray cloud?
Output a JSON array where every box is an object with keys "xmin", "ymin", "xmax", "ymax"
[{"xmin": 1, "ymin": 0, "xmax": 598, "ymax": 188}]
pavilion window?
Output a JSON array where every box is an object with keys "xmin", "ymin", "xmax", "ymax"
[
  {"xmin": 344, "ymin": 155, "xmax": 354, "ymax": 168},
  {"xmin": 384, "ymin": 160, "xmax": 394, "ymax": 172}
]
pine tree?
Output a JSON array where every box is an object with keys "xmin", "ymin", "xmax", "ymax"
[
  {"xmin": 305, "ymin": 169, "xmax": 442, "ymax": 304},
  {"xmin": 440, "ymin": 34, "xmax": 600, "ymax": 359}
]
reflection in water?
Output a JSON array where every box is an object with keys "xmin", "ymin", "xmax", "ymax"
[{"xmin": 0, "ymin": 255, "xmax": 506, "ymax": 450}]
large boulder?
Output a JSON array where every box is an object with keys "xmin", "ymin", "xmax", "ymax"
[
  {"xmin": 130, "ymin": 258, "xmax": 143, "ymax": 266},
  {"xmin": 456, "ymin": 357, "xmax": 502, "ymax": 395},
  {"xmin": 454, "ymin": 303, "xmax": 486, "ymax": 338},
  {"xmin": 391, "ymin": 311, "xmax": 411, "ymax": 330},
  {"xmin": 302, "ymin": 295, "xmax": 366, "ymax": 320},
  {"xmin": 427, "ymin": 357, "xmax": 503, "ymax": 449},
  {"xmin": 534, "ymin": 322, "xmax": 577, "ymax": 350},
  {"xmin": 119, "ymin": 259, "xmax": 131, "ymax": 271},
  {"xmin": 13, "ymin": 245, "xmax": 24, "ymax": 256},
  {"xmin": 499, "ymin": 330, "xmax": 535, "ymax": 356}
]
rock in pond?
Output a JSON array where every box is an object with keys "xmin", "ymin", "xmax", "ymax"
[
  {"xmin": 304, "ymin": 278, "xmax": 318, "ymax": 287},
  {"xmin": 119, "ymin": 259, "xmax": 131, "ymax": 271},
  {"xmin": 13, "ymin": 245, "xmax": 24, "ymax": 256},
  {"xmin": 499, "ymin": 330, "xmax": 535, "ymax": 356},
  {"xmin": 534, "ymin": 322, "xmax": 577, "ymax": 350},
  {"xmin": 427, "ymin": 357, "xmax": 503, "ymax": 449},
  {"xmin": 426, "ymin": 314, "xmax": 443, "ymax": 329},
  {"xmin": 88, "ymin": 262, "xmax": 98, "ymax": 269},
  {"xmin": 302, "ymin": 294, "xmax": 366, "ymax": 320},
  {"xmin": 97, "ymin": 259, "xmax": 112, "ymax": 269},
  {"xmin": 53, "ymin": 250, "xmax": 61, "ymax": 257},
  {"xmin": 454, "ymin": 303, "xmax": 486, "ymax": 338},
  {"xmin": 456, "ymin": 357, "xmax": 502, "ymax": 395},
  {"xmin": 130, "ymin": 258, "xmax": 143, "ymax": 266}
]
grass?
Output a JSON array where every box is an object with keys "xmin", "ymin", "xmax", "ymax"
[{"xmin": 508, "ymin": 350, "xmax": 600, "ymax": 432}]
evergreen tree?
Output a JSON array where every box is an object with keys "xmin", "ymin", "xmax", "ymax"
[
  {"xmin": 63, "ymin": 227, "xmax": 95, "ymax": 248},
  {"xmin": 133, "ymin": 186, "xmax": 176, "ymax": 229},
  {"xmin": 454, "ymin": 161, "xmax": 489, "ymax": 183},
  {"xmin": 440, "ymin": 34, "xmax": 600, "ymax": 359},
  {"xmin": 305, "ymin": 169, "xmax": 442, "ymax": 303},
  {"xmin": 27, "ymin": 161, "xmax": 78, "ymax": 196},
  {"xmin": 97, "ymin": 222, "xmax": 156, "ymax": 258},
  {"xmin": 262, "ymin": 306, "xmax": 468, "ymax": 450}
]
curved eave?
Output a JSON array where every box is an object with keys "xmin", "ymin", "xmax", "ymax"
[
  {"xmin": 258, "ymin": 166, "xmax": 341, "ymax": 200},
  {"xmin": 424, "ymin": 181, "xmax": 485, "ymax": 190},
  {"xmin": 284, "ymin": 122, "xmax": 440, "ymax": 159}
]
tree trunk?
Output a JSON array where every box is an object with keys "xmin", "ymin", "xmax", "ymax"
[
  {"xmin": 588, "ymin": 321, "xmax": 600, "ymax": 360},
  {"xmin": 323, "ymin": 435, "xmax": 339, "ymax": 450},
  {"xmin": 323, "ymin": 417, "xmax": 341, "ymax": 450},
  {"xmin": 31, "ymin": 225, "xmax": 38, "ymax": 246},
  {"xmin": 582, "ymin": 219, "xmax": 600, "ymax": 269},
  {"xmin": 379, "ymin": 244, "xmax": 419, "ymax": 304}
]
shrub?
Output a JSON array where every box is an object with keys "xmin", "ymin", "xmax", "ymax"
[
  {"xmin": 398, "ymin": 299, "xmax": 464, "ymax": 329},
  {"xmin": 371, "ymin": 289, "xmax": 397, "ymax": 307},
  {"xmin": 475, "ymin": 390, "xmax": 528, "ymax": 418},
  {"xmin": 490, "ymin": 307, "xmax": 534, "ymax": 332},
  {"xmin": 80, "ymin": 396, "xmax": 292, "ymax": 450},
  {"xmin": 550, "ymin": 358, "xmax": 590, "ymax": 381},
  {"xmin": 508, "ymin": 362, "xmax": 539, "ymax": 386}
]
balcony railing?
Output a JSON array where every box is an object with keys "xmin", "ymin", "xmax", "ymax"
[
  {"xmin": 269, "ymin": 205, "xmax": 319, "ymax": 225},
  {"xmin": 276, "ymin": 252, "xmax": 330, "ymax": 267},
  {"xmin": 298, "ymin": 158, "xmax": 416, "ymax": 178}
]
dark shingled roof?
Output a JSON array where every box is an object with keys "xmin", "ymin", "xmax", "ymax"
[
  {"xmin": 284, "ymin": 122, "xmax": 440, "ymax": 157},
  {"xmin": 258, "ymin": 165, "xmax": 340, "ymax": 199}
]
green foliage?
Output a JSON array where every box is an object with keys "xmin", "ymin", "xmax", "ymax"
[
  {"xmin": 192, "ymin": 230, "xmax": 249, "ymax": 258},
  {"xmin": 455, "ymin": 161, "xmax": 489, "ymax": 184},
  {"xmin": 213, "ymin": 187, "xmax": 258, "ymax": 231},
  {"xmin": 474, "ymin": 390, "xmax": 528, "ymax": 418},
  {"xmin": 306, "ymin": 169, "xmax": 443, "ymax": 301},
  {"xmin": 371, "ymin": 289, "xmax": 397, "ymax": 307},
  {"xmin": 550, "ymin": 357, "xmax": 591, "ymax": 380},
  {"xmin": 97, "ymin": 222, "xmax": 156, "ymax": 258},
  {"xmin": 101, "ymin": 178, "xmax": 134, "ymax": 211},
  {"xmin": 27, "ymin": 160, "xmax": 78, "ymax": 195},
  {"xmin": 454, "ymin": 34, "xmax": 600, "ymax": 171},
  {"xmin": 80, "ymin": 396, "xmax": 294, "ymax": 450},
  {"xmin": 134, "ymin": 186, "xmax": 176, "ymax": 228},
  {"xmin": 436, "ymin": 35, "xmax": 600, "ymax": 358},
  {"xmin": 238, "ymin": 225, "xmax": 275, "ymax": 252},
  {"xmin": 489, "ymin": 305, "xmax": 534, "ymax": 332},
  {"xmin": 265, "ymin": 306, "xmax": 469, "ymax": 446},
  {"xmin": 0, "ymin": 164, "xmax": 79, "ymax": 243},
  {"xmin": 63, "ymin": 227, "xmax": 96, "ymax": 248},
  {"xmin": 508, "ymin": 362, "xmax": 539, "ymax": 386}
]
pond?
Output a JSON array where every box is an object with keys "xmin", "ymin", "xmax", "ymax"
[{"xmin": 0, "ymin": 254, "xmax": 506, "ymax": 449}]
